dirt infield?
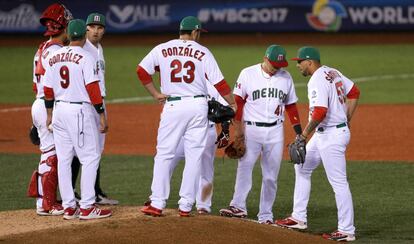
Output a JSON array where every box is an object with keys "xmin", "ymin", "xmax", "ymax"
[
  {"xmin": 1, "ymin": 103, "xmax": 412, "ymax": 162},
  {"xmin": 0, "ymin": 207, "xmax": 332, "ymax": 244}
]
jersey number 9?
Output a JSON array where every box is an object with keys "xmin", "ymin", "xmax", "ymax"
[{"xmin": 60, "ymin": 65, "xmax": 70, "ymax": 89}]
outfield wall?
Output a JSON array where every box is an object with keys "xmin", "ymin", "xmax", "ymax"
[{"xmin": 0, "ymin": 0, "xmax": 414, "ymax": 34}]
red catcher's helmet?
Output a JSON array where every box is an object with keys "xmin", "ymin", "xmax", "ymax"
[{"xmin": 40, "ymin": 3, "xmax": 73, "ymax": 36}]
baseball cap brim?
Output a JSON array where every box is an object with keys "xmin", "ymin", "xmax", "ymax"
[
  {"xmin": 291, "ymin": 57, "xmax": 305, "ymax": 61},
  {"xmin": 266, "ymin": 57, "xmax": 288, "ymax": 68}
]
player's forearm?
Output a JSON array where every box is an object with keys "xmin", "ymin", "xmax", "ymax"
[
  {"xmin": 233, "ymin": 120, "xmax": 245, "ymax": 138},
  {"xmin": 144, "ymin": 82, "xmax": 161, "ymax": 98},
  {"xmin": 302, "ymin": 106, "xmax": 327, "ymax": 138},
  {"xmin": 346, "ymin": 98, "xmax": 359, "ymax": 122},
  {"xmin": 222, "ymin": 93, "xmax": 237, "ymax": 111},
  {"xmin": 302, "ymin": 119, "xmax": 320, "ymax": 138}
]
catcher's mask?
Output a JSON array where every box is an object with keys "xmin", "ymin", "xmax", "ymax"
[{"xmin": 40, "ymin": 3, "xmax": 73, "ymax": 36}]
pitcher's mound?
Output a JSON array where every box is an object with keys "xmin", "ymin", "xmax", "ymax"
[{"xmin": 0, "ymin": 206, "xmax": 329, "ymax": 243}]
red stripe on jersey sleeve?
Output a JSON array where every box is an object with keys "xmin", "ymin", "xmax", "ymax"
[
  {"xmin": 137, "ymin": 65, "xmax": 153, "ymax": 85},
  {"xmin": 311, "ymin": 106, "xmax": 328, "ymax": 122},
  {"xmin": 44, "ymin": 86, "xmax": 54, "ymax": 100},
  {"xmin": 85, "ymin": 81, "xmax": 103, "ymax": 105},
  {"xmin": 285, "ymin": 103, "xmax": 301, "ymax": 125},
  {"xmin": 346, "ymin": 84, "xmax": 360, "ymax": 99},
  {"xmin": 234, "ymin": 95, "xmax": 246, "ymax": 121},
  {"xmin": 214, "ymin": 79, "xmax": 231, "ymax": 97}
]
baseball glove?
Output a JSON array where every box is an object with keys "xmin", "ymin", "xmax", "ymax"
[
  {"xmin": 215, "ymin": 120, "xmax": 230, "ymax": 148},
  {"xmin": 225, "ymin": 137, "xmax": 246, "ymax": 159},
  {"xmin": 29, "ymin": 125, "xmax": 40, "ymax": 146},
  {"xmin": 288, "ymin": 135, "xmax": 306, "ymax": 165},
  {"xmin": 208, "ymin": 98, "xmax": 235, "ymax": 124}
]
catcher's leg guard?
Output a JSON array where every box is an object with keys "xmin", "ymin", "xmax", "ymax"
[
  {"xmin": 27, "ymin": 170, "xmax": 40, "ymax": 198},
  {"xmin": 40, "ymin": 154, "xmax": 58, "ymax": 211}
]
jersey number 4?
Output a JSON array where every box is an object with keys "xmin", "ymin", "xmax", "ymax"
[
  {"xmin": 170, "ymin": 59, "xmax": 195, "ymax": 83},
  {"xmin": 60, "ymin": 65, "xmax": 70, "ymax": 88}
]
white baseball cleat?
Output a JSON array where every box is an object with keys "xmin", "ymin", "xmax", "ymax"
[
  {"xmin": 219, "ymin": 206, "xmax": 247, "ymax": 218},
  {"xmin": 322, "ymin": 230, "xmax": 356, "ymax": 242},
  {"xmin": 79, "ymin": 205, "xmax": 112, "ymax": 220},
  {"xmin": 275, "ymin": 216, "xmax": 308, "ymax": 230},
  {"xmin": 36, "ymin": 204, "xmax": 64, "ymax": 216}
]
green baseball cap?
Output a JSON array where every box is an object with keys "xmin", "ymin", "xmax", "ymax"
[
  {"xmin": 86, "ymin": 13, "xmax": 105, "ymax": 27},
  {"xmin": 264, "ymin": 45, "xmax": 288, "ymax": 68},
  {"xmin": 180, "ymin": 16, "xmax": 207, "ymax": 32},
  {"xmin": 67, "ymin": 19, "xmax": 86, "ymax": 39},
  {"xmin": 292, "ymin": 46, "xmax": 320, "ymax": 62}
]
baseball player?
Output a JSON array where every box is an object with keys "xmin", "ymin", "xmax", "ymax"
[
  {"xmin": 145, "ymin": 83, "xmax": 230, "ymax": 214},
  {"xmin": 70, "ymin": 12, "xmax": 119, "ymax": 205},
  {"xmin": 27, "ymin": 3, "xmax": 72, "ymax": 216},
  {"xmin": 219, "ymin": 45, "xmax": 303, "ymax": 224},
  {"xmin": 137, "ymin": 16, "xmax": 236, "ymax": 217},
  {"xmin": 275, "ymin": 46, "xmax": 360, "ymax": 242},
  {"xmin": 43, "ymin": 19, "xmax": 112, "ymax": 220}
]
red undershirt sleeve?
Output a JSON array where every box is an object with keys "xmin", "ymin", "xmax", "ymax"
[
  {"xmin": 85, "ymin": 81, "xmax": 103, "ymax": 105},
  {"xmin": 346, "ymin": 84, "xmax": 360, "ymax": 99},
  {"xmin": 285, "ymin": 103, "xmax": 301, "ymax": 125},
  {"xmin": 311, "ymin": 106, "xmax": 328, "ymax": 122},
  {"xmin": 44, "ymin": 86, "xmax": 54, "ymax": 100},
  {"xmin": 214, "ymin": 79, "xmax": 231, "ymax": 97},
  {"xmin": 136, "ymin": 65, "xmax": 153, "ymax": 85},
  {"xmin": 234, "ymin": 95, "xmax": 246, "ymax": 121}
]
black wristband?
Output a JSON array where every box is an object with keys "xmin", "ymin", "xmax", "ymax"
[
  {"xmin": 94, "ymin": 103, "xmax": 105, "ymax": 114},
  {"xmin": 293, "ymin": 124, "xmax": 303, "ymax": 135},
  {"xmin": 45, "ymin": 99, "xmax": 54, "ymax": 109}
]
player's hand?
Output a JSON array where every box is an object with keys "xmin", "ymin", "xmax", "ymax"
[
  {"xmin": 154, "ymin": 92, "xmax": 168, "ymax": 104},
  {"xmin": 99, "ymin": 113, "xmax": 108, "ymax": 133},
  {"xmin": 46, "ymin": 115, "xmax": 53, "ymax": 132}
]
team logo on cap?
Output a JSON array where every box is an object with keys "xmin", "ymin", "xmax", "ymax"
[
  {"xmin": 94, "ymin": 15, "xmax": 100, "ymax": 22},
  {"xmin": 306, "ymin": 0, "xmax": 347, "ymax": 32},
  {"xmin": 277, "ymin": 54, "xmax": 284, "ymax": 61}
]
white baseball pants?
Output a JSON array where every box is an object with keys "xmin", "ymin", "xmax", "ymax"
[
  {"xmin": 52, "ymin": 102, "xmax": 101, "ymax": 209},
  {"xmin": 170, "ymin": 124, "xmax": 217, "ymax": 212},
  {"xmin": 230, "ymin": 122, "xmax": 284, "ymax": 222},
  {"xmin": 31, "ymin": 98, "xmax": 56, "ymax": 208},
  {"xmin": 150, "ymin": 97, "xmax": 208, "ymax": 212},
  {"xmin": 291, "ymin": 126, "xmax": 355, "ymax": 235}
]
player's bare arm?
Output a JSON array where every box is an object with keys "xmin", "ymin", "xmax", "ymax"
[
  {"xmin": 144, "ymin": 82, "xmax": 168, "ymax": 104},
  {"xmin": 301, "ymin": 119, "xmax": 320, "ymax": 139}
]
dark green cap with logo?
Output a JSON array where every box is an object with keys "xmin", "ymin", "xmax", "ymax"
[
  {"xmin": 67, "ymin": 19, "xmax": 86, "ymax": 39},
  {"xmin": 292, "ymin": 46, "xmax": 321, "ymax": 62},
  {"xmin": 265, "ymin": 45, "xmax": 288, "ymax": 68},
  {"xmin": 180, "ymin": 16, "xmax": 207, "ymax": 32},
  {"xmin": 86, "ymin": 13, "xmax": 105, "ymax": 27}
]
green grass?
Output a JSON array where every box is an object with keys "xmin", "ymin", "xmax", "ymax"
[
  {"xmin": 1, "ymin": 153, "xmax": 413, "ymax": 243},
  {"xmin": 1, "ymin": 44, "xmax": 414, "ymax": 104}
]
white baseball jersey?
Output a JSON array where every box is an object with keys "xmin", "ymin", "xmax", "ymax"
[
  {"xmin": 43, "ymin": 46, "xmax": 99, "ymax": 102},
  {"xmin": 139, "ymin": 39, "xmax": 224, "ymax": 96},
  {"xmin": 233, "ymin": 64, "xmax": 298, "ymax": 122},
  {"xmin": 307, "ymin": 65, "xmax": 355, "ymax": 127},
  {"xmin": 83, "ymin": 39, "xmax": 106, "ymax": 97},
  {"xmin": 33, "ymin": 41, "xmax": 63, "ymax": 98}
]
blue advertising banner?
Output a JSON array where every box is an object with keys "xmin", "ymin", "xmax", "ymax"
[{"xmin": 0, "ymin": 0, "xmax": 413, "ymax": 33}]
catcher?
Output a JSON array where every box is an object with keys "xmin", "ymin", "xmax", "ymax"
[{"xmin": 220, "ymin": 45, "xmax": 304, "ymax": 224}]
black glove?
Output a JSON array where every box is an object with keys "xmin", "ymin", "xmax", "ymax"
[
  {"xmin": 288, "ymin": 135, "xmax": 306, "ymax": 165},
  {"xmin": 208, "ymin": 98, "xmax": 235, "ymax": 123},
  {"xmin": 29, "ymin": 125, "xmax": 40, "ymax": 146}
]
